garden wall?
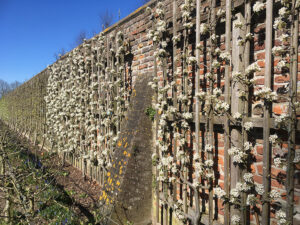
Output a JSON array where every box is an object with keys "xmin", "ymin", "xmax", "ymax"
[{"xmin": 0, "ymin": 0, "xmax": 300, "ymax": 224}]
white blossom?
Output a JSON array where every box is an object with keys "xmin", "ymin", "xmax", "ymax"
[
  {"xmin": 233, "ymin": 20, "xmax": 243, "ymax": 29},
  {"xmin": 243, "ymin": 173, "xmax": 253, "ymax": 183},
  {"xmin": 205, "ymin": 159, "xmax": 214, "ymax": 167},
  {"xmin": 277, "ymin": 60, "xmax": 287, "ymax": 69},
  {"xmin": 274, "ymin": 157, "xmax": 282, "ymax": 168},
  {"xmin": 231, "ymin": 215, "xmax": 240, "ymax": 225},
  {"xmin": 182, "ymin": 112, "xmax": 193, "ymax": 120},
  {"xmin": 275, "ymin": 113, "xmax": 288, "ymax": 124},
  {"xmin": 269, "ymin": 134, "xmax": 278, "ymax": 144},
  {"xmin": 255, "ymin": 183, "xmax": 264, "ymax": 195},
  {"xmin": 294, "ymin": 152, "xmax": 300, "ymax": 163},
  {"xmin": 233, "ymin": 112, "xmax": 242, "ymax": 120},
  {"xmin": 217, "ymin": 9, "xmax": 225, "ymax": 18},
  {"xmin": 273, "ymin": 18, "xmax": 286, "ymax": 29},
  {"xmin": 199, "ymin": 23, "xmax": 209, "ymax": 35},
  {"xmin": 219, "ymin": 52, "xmax": 231, "ymax": 61},
  {"xmin": 246, "ymin": 194, "xmax": 256, "ymax": 206},
  {"xmin": 245, "ymin": 62, "xmax": 261, "ymax": 75},
  {"xmin": 275, "ymin": 209, "xmax": 287, "ymax": 225},
  {"xmin": 214, "ymin": 187, "xmax": 226, "ymax": 199},
  {"xmin": 244, "ymin": 122, "xmax": 253, "ymax": 131},
  {"xmin": 195, "ymin": 91, "xmax": 206, "ymax": 101},
  {"xmin": 272, "ymin": 46, "xmax": 285, "ymax": 55},
  {"xmin": 278, "ymin": 7, "xmax": 289, "ymax": 18},
  {"xmin": 254, "ymin": 87, "xmax": 277, "ymax": 102},
  {"xmin": 253, "ymin": 2, "xmax": 265, "ymax": 13},
  {"xmin": 205, "ymin": 144, "xmax": 213, "ymax": 152},
  {"xmin": 270, "ymin": 189, "xmax": 281, "ymax": 200}
]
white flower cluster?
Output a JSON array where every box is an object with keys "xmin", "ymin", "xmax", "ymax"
[
  {"xmin": 255, "ymin": 183, "xmax": 264, "ymax": 195},
  {"xmin": 274, "ymin": 157, "xmax": 284, "ymax": 169},
  {"xmin": 228, "ymin": 147, "xmax": 246, "ymax": 164},
  {"xmin": 180, "ymin": 0, "xmax": 195, "ymax": 30},
  {"xmin": 273, "ymin": 2, "xmax": 290, "ymax": 30},
  {"xmin": 244, "ymin": 122, "xmax": 253, "ymax": 131},
  {"xmin": 233, "ymin": 112, "xmax": 242, "ymax": 120},
  {"xmin": 277, "ymin": 60, "xmax": 287, "ymax": 70},
  {"xmin": 219, "ymin": 52, "xmax": 231, "ymax": 62},
  {"xmin": 231, "ymin": 215, "xmax": 240, "ymax": 225},
  {"xmin": 254, "ymin": 87, "xmax": 277, "ymax": 102},
  {"xmin": 232, "ymin": 63, "xmax": 261, "ymax": 87},
  {"xmin": 200, "ymin": 23, "xmax": 209, "ymax": 35},
  {"xmin": 253, "ymin": 1, "xmax": 265, "ymax": 13},
  {"xmin": 294, "ymin": 152, "xmax": 300, "ymax": 164},
  {"xmin": 214, "ymin": 187, "xmax": 226, "ymax": 199},
  {"xmin": 246, "ymin": 194, "xmax": 256, "ymax": 206},
  {"xmin": 229, "ymin": 142, "xmax": 253, "ymax": 164},
  {"xmin": 275, "ymin": 210, "xmax": 287, "ymax": 225},
  {"xmin": 269, "ymin": 134, "xmax": 278, "ymax": 145},
  {"xmin": 245, "ymin": 62, "xmax": 261, "ymax": 76},
  {"xmin": 275, "ymin": 113, "xmax": 289, "ymax": 126},
  {"xmin": 45, "ymin": 31, "xmax": 129, "ymax": 171},
  {"xmin": 269, "ymin": 189, "xmax": 281, "ymax": 200},
  {"xmin": 272, "ymin": 46, "xmax": 285, "ymax": 56},
  {"xmin": 243, "ymin": 172, "xmax": 253, "ymax": 183},
  {"xmin": 233, "ymin": 20, "xmax": 243, "ymax": 29}
]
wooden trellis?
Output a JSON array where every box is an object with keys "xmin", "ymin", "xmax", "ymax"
[{"xmin": 0, "ymin": 0, "xmax": 299, "ymax": 225}]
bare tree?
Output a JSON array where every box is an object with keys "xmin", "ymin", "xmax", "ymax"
[
  {"xmin": 54, "ymin": 48, "xmax": 66, "ymax": 60},
  {"xmin": 74, "ymin": 30, "xmax": 87, "ymax": 46},
  {"xmin": 99, "ymin": 10, "xmax": 114, "ymax": 30},
  {"xmin": 0, "ymin": 79, "xmax": 10, "ymax": 98},
  {"xmin": 9, "ymin": 81, "xmax": 22, "ymax": 90}
]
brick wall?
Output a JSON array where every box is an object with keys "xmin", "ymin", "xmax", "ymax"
[{"xmin": 1, "ymin": 0, "xmax": 299, "ymax": 224}]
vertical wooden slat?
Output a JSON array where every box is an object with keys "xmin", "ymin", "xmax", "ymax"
[
  {"xmin": 224, "ymin": 0, "xmax": 232, "ymax": 224},
  {"xmin": 194, "ymin": 1, "xmax": 202, "ymax": 223},
  {"xmin": 262, "ymin": 0, "xmax": 273, "ymax": 224},
  {"xmin": 182, "ymin": 15, "xmax": 188, "ymax": 216},
  {"xmin": 151, "ymin": 15, "xmax": 160, "ymax": 224},
  {"xmin": 195, "ymin": 0, "xmax": 201, "ymax": 167},
  {"xmin": 172, "ymin": 0, "xmax": 178, "ymax": 204},
  {"xmin": 286, "ymin": 1, "xmax": 299, "ymax": 223},
  {"xmin": 162, "ymin": 16, "xmax": 168, "ymax": 225},
  {"xmin": 208, "ymin": 0, "xmax": 216, "ymax": 223},
  {"xmin": 240, "ymin": 1, "xmax": 252, "ymax": 224},
  {"xmin": 231, "ymin": 12, "xmax": 245, "ymax": 220}
]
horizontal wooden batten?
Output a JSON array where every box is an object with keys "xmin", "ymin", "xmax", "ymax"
[{"xmin": 167, "ymin": 113, "xmax": 300, "ymax": 130}]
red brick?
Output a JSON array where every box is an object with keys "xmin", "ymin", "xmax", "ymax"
[
  {"xmin": 273, "ymin": 105, "xmax": 283, "ymax": 114},
  {"xmin": 257, "ymin": 164, "xmax": 263, "ymax": 175},
  {"xmin": 257, "ymin": 60, "xmax": 265, "ymax": 68},
  {"xmin": 255, "ymin": 77, "xmax": 265, "ymax": 85},
  {"xmin": 256, "ymin": 52, "xmax": 265, "ymax": 60},
  {"xmin": 274, "ymin": 75, "xmax": 289, "ymax": 83},
  {"xmin": 254, "ymin": 175, "xmax": 263, "ymax": 184},
  {"xmin": 256, "ymin": 145, "xmax": 263, "ymax": 155}
]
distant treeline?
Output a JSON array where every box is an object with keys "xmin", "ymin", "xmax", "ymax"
[{"xmin": 0, "ymin": 79, "xmax": 22, "ymax": 98}]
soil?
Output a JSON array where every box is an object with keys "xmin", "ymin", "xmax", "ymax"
[{"xmin": 0, "ymin": 121, "xmax": 103, "ymax": 224}]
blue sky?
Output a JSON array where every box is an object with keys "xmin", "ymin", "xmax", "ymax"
[{"xmin": 0, "ymin": 0, "xmax": 146, "ymax": 83}]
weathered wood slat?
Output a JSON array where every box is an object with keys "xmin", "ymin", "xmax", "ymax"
[
  {"xmin": 231, "ymin": 11, "xmax": 245, "ymax": 221},
  {"xmin": 172, "ymin": 0, "xmax": 178, "ymax": 206},
  {"xmin": 208, "ymin": 0, "xmax": 216, "ymax": 223},
  {"xmin": 224, "ymin": 0, "xmax": 232, "ymax": 223},
  {"xmin": 262, "ymin": 0, "xmax": 273, "ymax": 224},
  {"xmin": 286, "ymin": 0, "xmax": 299, "ymax": 223}
]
